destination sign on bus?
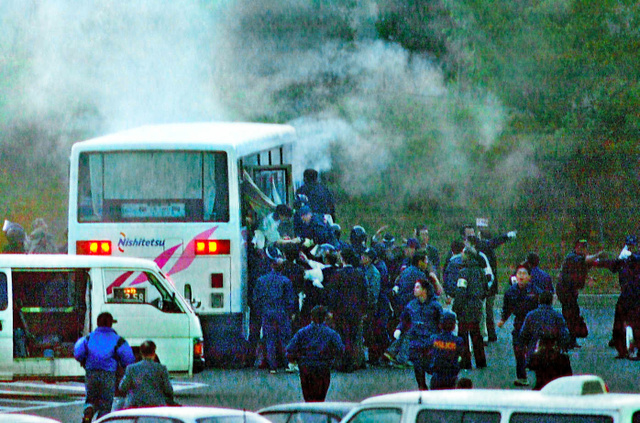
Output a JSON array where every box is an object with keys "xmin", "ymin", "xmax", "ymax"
[{"xmin": 121, "ymin": 202, "xmax": 186, "ymax": 219}]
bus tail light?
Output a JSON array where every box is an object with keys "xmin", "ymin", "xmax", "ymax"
[
  {"xmin": 195, "ymin": 239, "xmax": 230, "ymax": 255},
  {"xmin": 211, "ymin": 273, "xmax": 224, "ymax": 288},
  {"xmin": 76, "ymin": 240, "xmax": 112, "ymax": 255},
  {"xmin": 193, "ymin": 338, "xmax": 204, "ymax": 359}
]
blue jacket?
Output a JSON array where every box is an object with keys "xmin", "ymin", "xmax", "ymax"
[
  {"xmin": 252, "ymin": 269, "xmax": 297, "ymax": 317},
  {"xmin": 286, "ymin": 322, "xmax": 344, "ymax": 367},
  {"xmin": 502, "ymin": 283, "xmax": 542, "ymax": 334},
  {"xmin": 398, "ymin": 297, "xmax": 443, "ymax": 340},
  {"xmin": 519, "ymin": 304, "xmax": 571, "ymax": 361},
  {"xmin": 74, "ymin": 327, "xmax": 135, "ymax": 372},
  {"xmin": 294, "ymin": 213, "xmax": 337, "ymax": 247},
  {"xmin": 531, "ymin": 266, "xmax": 554, "ymax": 294},
  {"xmin": 428, "ymin": 331, "xmax": 464, "ymax": 372},
  {"xmin": 295, "ymin": 182, "xmax": 335, "ymax": 217}
]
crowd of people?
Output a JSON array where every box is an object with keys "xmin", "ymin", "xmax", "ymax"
[
  {"xmin": 245, "ymin": 168, "xmax": 640, "ymax": 397},
  {"xmin": 2, "ymin": 218, "xmax": 61, "ymax": 254},
  {"xmin": 4, "ymin": 169, "xmax": 640, "ymax": 407}
]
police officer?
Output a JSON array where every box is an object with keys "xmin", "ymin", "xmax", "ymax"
[
  {"xmin": 395, "ymin": 279, "xmax": 443, "ymax": 390},
  {"xmin": 252, "ymin": 246, "xmax": 297, "ymax": 373},
  {"xmin": 556, "ymin": 239, "xmax": 604, "ymax": 348},
  {"xmin": 498, "ymin": 263, "xmax": 541, "ymax": 387},
  {"xmin": 427, "ymin": 311, "xmax": 464, "ymax": 390},
  {"xmin": 519, "ymin": 291, "xmax": 572, "ymax": 390},
  {"xmin": 286, "ymin": 305, "xmax": 344, "ymax": 402}
]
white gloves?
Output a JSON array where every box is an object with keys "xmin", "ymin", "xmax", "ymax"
[
  {"xmin": 393, "ymin": 329, "xmax": 401, "ymax": 340},
  {"xmin": 312, "ymin": 280, "xmax": 324, "ymax": 289},
  {"xmin": 303, "ymin": 238, "xmax": 314, "ymax": 248},
  {"xmin": 392, "ymin": 285, "xmax": 400, "ymax": 295},
  {"xmin": 507, "ymin": 231, "xmax": 517, "ymax": 239}
]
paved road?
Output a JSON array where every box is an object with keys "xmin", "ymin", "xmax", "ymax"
[{"xmin": 6, "ymin": 300, "xmax": 640, "ymax": 421}]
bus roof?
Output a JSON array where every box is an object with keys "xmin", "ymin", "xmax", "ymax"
[
  {"xmin": 70, "ymin": 122, "xmax": 295, "ymax": 158},
  {"xmin": 0, "ymin": 254, "xmax": 162, "ymax": 271}
]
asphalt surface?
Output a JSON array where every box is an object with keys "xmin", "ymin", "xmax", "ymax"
[{"xmin": 5, "ymin": 296, "xmax": 640, "ymax": 422}]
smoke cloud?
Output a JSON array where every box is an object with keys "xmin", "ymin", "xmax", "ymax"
[
  {"xmin": 214, "ymin": 0, "xmax": 537, "ymax": 208},
  {"xmin": 0, "ymin": 0, "xmax": 537, "ymax": 217}
]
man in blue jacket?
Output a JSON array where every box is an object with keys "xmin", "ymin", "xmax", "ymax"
[
  {"xmin": 286, "ymin": 305, "xmax": 344, "ymax": 402},
  {"xmin": 74, "ymin": 312, "xmax": 136, "ymax": 422}
]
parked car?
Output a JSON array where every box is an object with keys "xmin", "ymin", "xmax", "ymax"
[
  {"xmin": 339, "ymin": 375, "xmax": 640, "ymax": 423},
  {"xmin": 257, "ymin": 402, "xmax": 358, "ymax": 423},
  {"xmin": 94, "ymin": 406, "xmax": 271, "ymax": 423}
]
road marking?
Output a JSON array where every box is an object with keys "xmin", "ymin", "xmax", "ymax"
[
  {"xmin": 0, "ymin": 398, "xmax": 84, "ymax": 413},
  {"xmin": 0, "ymin": 380, "xmax": 207, "ymax": 393}
]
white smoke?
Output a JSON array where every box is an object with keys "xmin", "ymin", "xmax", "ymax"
[{"xmin": 5, "ymin": 0, "xmax": 225, "ymax": 133}]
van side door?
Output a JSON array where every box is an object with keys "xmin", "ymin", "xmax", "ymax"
[{"xmin": 0, "ymin": 270, "xmax": 12, "ymax": 380}]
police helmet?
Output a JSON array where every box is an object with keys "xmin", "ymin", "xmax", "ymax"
[
  {"xmin": 350, "ymin": 225, "xmax": 367, "ymax": 246},
  {"xmin": 265, "ymin": 245, "xmax": 284, "ymax": 262}
]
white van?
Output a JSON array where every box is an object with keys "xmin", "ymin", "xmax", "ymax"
[
  {"xmin": 340, "ymin": 375, "xmax": 640, "ymax": 423},
  {"xmin": 0, "ymin": 254, "xmax": 204, "ymax": 381}
]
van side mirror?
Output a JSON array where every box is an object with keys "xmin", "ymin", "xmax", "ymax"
[{"xmin": 184, "ymin": 284, "xmax": 192, "ymax": 301}]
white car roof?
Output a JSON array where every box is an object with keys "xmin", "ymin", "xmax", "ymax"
[
  {"xmin": 0, "ymin": 254, "xmax": 161, "ymax": 271},
  {"xmin": 361, "ymin": 375, "xmax": 640, "ymax": 412},
  {"xmin": 96, "ymin": 406, "xmax": 270, "ymax": 421}
]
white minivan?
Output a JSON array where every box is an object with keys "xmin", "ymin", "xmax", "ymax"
[
  {"xmin": 340, "ymin": 375, "xmax": 640, "ymax": 423},
  {"xmin": 0, "ymin": 254, "xmax": 204, "ymax": 381}
]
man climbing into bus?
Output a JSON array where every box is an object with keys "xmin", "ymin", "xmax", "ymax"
[{"xmin": 295, "ymin": 169, "xmax": 336, "ymax": 223}]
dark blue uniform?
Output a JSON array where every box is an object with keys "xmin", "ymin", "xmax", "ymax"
[
  {"xmin": 253, "ymin": 269, "xmax": 297, "ymax": 371},
  {"xmin": 501, "ymin": 283, "xmax": 541, "ymax": 380},
  {"xmin": 397, "ymin": 297, "xmax": 443, "ymax": 390},
  {"xmin": 427, "ymin": 331, "xmax": 464, "ymax": 389},
  {"xmin": 520, "ymin": 304, "xmax": 572, "ymax": 389},
  {"xmin": 286, "ymin": 322, "xmax": 344, "ymax": 402}
]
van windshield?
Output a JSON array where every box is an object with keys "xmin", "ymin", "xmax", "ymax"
[{"xmin": 77, "ymin": 151, "xmax": 229, "ymax": 223}]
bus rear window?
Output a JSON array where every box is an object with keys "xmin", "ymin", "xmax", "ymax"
[{"xmin": 77, "ymin": 151, "xmax": 229, "ymax": 223}]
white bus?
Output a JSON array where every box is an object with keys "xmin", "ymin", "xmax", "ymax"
[{"xmin": 68, "ymin": 122, "xmax": 296, "ymax": 365}]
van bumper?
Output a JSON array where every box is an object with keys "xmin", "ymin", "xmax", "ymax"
[{"xmin": 193, "ymin": 357, "xmax": 206, "ymax": 374}]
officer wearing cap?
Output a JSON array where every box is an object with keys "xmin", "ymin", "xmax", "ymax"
[
  {"xmin": 252, "ymin": 246, "xmax": 297, "ymax": 373},
  {"xmin": 556, "ymin": 238, "xmax": 604, "ymax": 348},
  {"xmin": 427, "ymin": 311, "xmax": 464, "ymax": 390}
]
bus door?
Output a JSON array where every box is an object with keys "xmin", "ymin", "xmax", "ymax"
[
  {"xmin": 245, "ymin": 165, "xmax": 294, "ymax": 210},
  {"xmin": 0, "ymin": 270, "xmax": 12, "ymax": 379}
]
